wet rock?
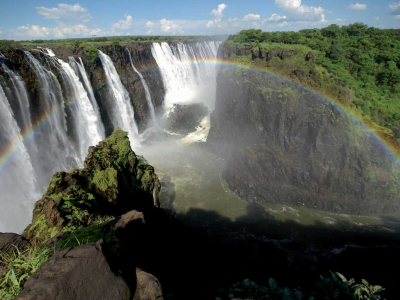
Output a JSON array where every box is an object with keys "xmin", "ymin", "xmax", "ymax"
[
  {"xmin": 208, "ymin": 66, "xmax": 400, "ymax": 214},
  {"xmin": 16, "ymin": 241, "xmax": 133, "ymax": 300},
  {"xmin": 165, "ymin": 103, "xmax": 208, "ymax": 135},
  {"xmin": 133, "ymin": 268, "xmax": 164, "ymax": 300},
  {"xmin": 0, "ymin": 233, "xmax": 31, "ymax": 254}
]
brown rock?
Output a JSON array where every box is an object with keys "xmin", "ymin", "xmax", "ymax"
[
  {"xmin": 0, "ymin": 233, "xmax": 31, "ymax": 255},
  {"xmin": 133, "ymin": 268, "xmax": 164, "ymax": 300},
  {"xmin": 16, "ymin": 241, "xmax": 132, "ymax": 300}
]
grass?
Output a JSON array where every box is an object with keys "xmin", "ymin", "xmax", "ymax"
[{"xmin": 0, "ymin": 246, "xmax": 53, "ymax": 299}]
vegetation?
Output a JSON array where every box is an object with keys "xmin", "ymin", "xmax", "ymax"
[
  {"xmin": 0, "ymin": 246, "xmax": 52, "ymax": 299},
  {"xmin": 216, "ymin": 271, "xmax": 386, "ymax": 300},
  {"xmin": 226, "ymin": 24, "xmax": 400, "ymax": 148}
]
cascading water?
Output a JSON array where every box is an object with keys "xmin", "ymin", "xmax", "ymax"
[
  {"xmin": 0, "ymin": 61, "xmax": 38, "ymax": 159},
  {"xmin": 151, "ymin": 42, "xmax": 220, "ymax": 109},
  {"xmin": 24, "ymin": 50, "xmax": 76, "ymax": 177},
  {"xmin": 126, "ymin": 48, "xmax": 158, "ymax": 127},
  {"xmin": 98, "ymin": 50, "xmax": 139, "ymax": 148},
  {"xmin": 69, "ymin": 57, "xmax": 105, "ymax": 137},
  {"xmin": 0, "ymin": 84, "xmax": 39, "ymax": 233},
  {"xmin": 44, "ymin": 50, "xmax": 105, "ymax": 161}
]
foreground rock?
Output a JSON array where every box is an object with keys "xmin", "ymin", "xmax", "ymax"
[
  {"xmin": 16, "ymin": 241, "xmax": 132, "ymax": 300},
  {"xmin": 208, "ymin": 66, "xmax": 400, "ymax": 214},
  {"xmin": 134, "ymin": 268, "xmax": 164, "ymax": 300},
  {"xmin": 165, "ymin": 103, "xmax": 208, "ymax": 135},
  {"xmin": 0, "ymin": 233, "xmax": 31, "ymax": 254},
  {"xmin": 23, "ymin": 128, "xmax": 161, "ymax": 244}
]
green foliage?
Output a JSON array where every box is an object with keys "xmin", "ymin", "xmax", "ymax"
[
  {"xmin": 0, "ymin": 40, "xmax": 22, "ymax": 52},
  {"xmin": 227, "ymin": 23, "xmax": 400, "ymax": 147},
  {"xmin": 84, "ymin": 46, "xmax": 99, "ymax": 63},
  {"xmin": 216, "ymin": 272, "xmax": 386, "ymax": 300},
  {"xmin": 56, "ymin": 217, "xmax": 115, "ymax": 250},
  {"xmin": 0, "ymin": 246, "xmax": 52, "ymax": 299}
]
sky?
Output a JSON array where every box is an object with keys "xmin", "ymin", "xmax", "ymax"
[{"xmin": 0, "ymin": 0, "xmax": 399, "ymax": 40}]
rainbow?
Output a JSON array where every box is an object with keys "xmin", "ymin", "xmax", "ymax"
[
  {"xmin": 0, "ymin": 96, "xmax": 63, "ymax": 174},
  {"xmin": 1, "ymin": 56, "xmax": 399, "ymax": 176}
]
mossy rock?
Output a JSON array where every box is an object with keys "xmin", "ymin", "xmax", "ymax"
[{"xmin": 23, "ymin": 128, "xmax": 160, "ymax": 244}]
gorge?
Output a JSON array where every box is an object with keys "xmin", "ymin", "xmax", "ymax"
[{"xmin": 1, "ymin": 37, "xmax": 400, "ymax": 299}]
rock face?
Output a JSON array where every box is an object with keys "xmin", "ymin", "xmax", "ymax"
[
  {"xmin": 165, "ymin": 103, "xmax": 208, "ymax": 135},
  {"xmin": 16, "ymin": 241, "xmax": 132, "ymax": 300},
  {"xmin": 208, "ymin": 67, "xmax": 400, "ymax": 214},
  {"xmin": 0, "ymin": 233, "xmax": 31, "ymax": 254},
  {"xmin": 23, "ymin": 128, "xmax": 161, "ymax": 244}
]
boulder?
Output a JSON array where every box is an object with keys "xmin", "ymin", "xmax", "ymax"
[
  {"xmin": 133, "ymin": 268, "xmax": 164, "ymax": 300},
  {"xmin": 165, "ymin": 103, "xmax": 208, "ymax": 135},
  {"xmin": 23, "ymin": 128, "xmax": 161, "ymax": 244},
  {"xmin": 112, "ymin": 210, "xmax": 145, "ymax": 230},
  {"xmin": 0, "ymin": 233, "xmax": 31, "ymax": 254},
  {"xmin": 16, "ymin": 241, "xmax": 133, "ymax": 300}
]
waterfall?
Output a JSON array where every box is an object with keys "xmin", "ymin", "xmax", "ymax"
[
  {"xmin": 151, "ymin": 42, "xmax": 220, "ymax": 109},
  {"xmin": 98, "ymin": 50, "xmax": 139, "ymax": 147},
  {"xmin": 0, "ymin": 84, "xmax": 39, "ymax": 233},
  {"xmin": 24, "ymin": 51, "xmax": 77, "ymax": 179},
  {"xmin": 69, "ymin": 57, "xmax": 105, "ymax": 137},
  {"xmin": 47, "ymin": 52, "xmax": 105, "ymax": 161},
  {"xmin": 126, "ymin": 48, "xmax": 158, "ymax": 127}
]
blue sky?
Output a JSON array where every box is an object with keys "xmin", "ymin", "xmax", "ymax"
[{"xmin": 0, "ymin": 0, "xmax": 399, "ymax": 39}]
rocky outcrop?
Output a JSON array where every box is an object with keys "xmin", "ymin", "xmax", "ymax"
[
  {"xmin": 0, "ymin": 233, "xmax": 31, "ymax": 255},
  {"xmin": 165, "ymin": 103, "xmax": 208, "ymax": 135},
  {"xmin": 16, "ymin": 241, "xmax": 133, "ymax": 300},
  {"xmin": 23, "ymin": 128, "xmax": 160, "ymax": 244},
  {"xmin": 208, "ymin": 67, "xmax": 400, "ymax": 214}
]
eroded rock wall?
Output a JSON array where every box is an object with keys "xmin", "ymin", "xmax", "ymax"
[{"xmin": 208, "ymin": 66, "xmax": 400, "ymax": 214}]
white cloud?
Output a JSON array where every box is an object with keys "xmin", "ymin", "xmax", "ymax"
[
  {"xmin": 374, "ymin": 17, "xmax": 380, "ymax": 21},
  {"xmin": 390, "ymin": 1, "xmax": 400, "ymax": 18},
  {"xmin": 210, "ymin": 3, "xmax": 227, "ymax": 19},
  {"xmin": 13, "ymin": 24, "xmax": 97, "ymax": 38},
  {"xmin": 112, "ymin": 14, "xmax": 133, "ymax": 30},
  {"xmin": 146, "ymin": 21, "xmax": 154, "ymax": 28},
  {"xmin": 36, "ymin": 3, "xmax": 91, "ymax": 25},
  {"xmin": 348, "ymin": 3, "xmax": 367, "ymax": 11},
  {"xmin": 263, "ymin": 13, "xmax": 287, "ymax": 23},
  {"xmin": 160, "ymin": 18, "xmax": 184, "ymax": 34},
  {"xmin": 274, "ymin": 0, "xmax": 325, "ymax": 21},
  {"xmin": 243, "ymin": 14, "xmax": 261, "ymax": 21},
  {"xmin": 389, "ymin": 1, "xmax": 400, "ymax": 11}
]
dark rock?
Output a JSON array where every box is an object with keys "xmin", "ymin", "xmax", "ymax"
[
  {"xmin": 16, "ymin": 241, "xmax": 133, "ymax": 300},
  {"xmin": 306, "ymin": 51, "xmax": 316, "ymax": 61},
  {"xmin": 208, "ymin": 66, "xmax": 400, "ymax": 214},
  {"xmin": 0, "ymin": 233, "xmax": 31, "ymax": 254},
  {"xmin": 23, "ymin": 128, "xmax": 160, "ymax": 244},
  {"xmin": 165, "ymin": 103, "xmax": 208, "ymax": 135},
  {"xmin": 133, "ymin": 268, "xmax": 164, "ymax": 300}
]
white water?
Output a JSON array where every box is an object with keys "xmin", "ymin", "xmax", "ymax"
[
  {"xmin": 99, "ymin": 50, "xmax": 139, "ymax": 148},
  {"xmin": 50, "ymin": 53, "xmax": 105, "ymax": 161},
  {"xmin": 151, "ymin": 42, "xmax": 220, "ymax": 110},
  {"xmin": 69, "ymin": 57, "xmax": 105, "ymax": 137},
  {"xmin": 24, "ymin": 51, "xmax": 76, "ymax": 175},
  {"xmin": 126, "ymin": 48, "xmax": 158, "ymax": 127},
  {"xmin": 0, "ymin": 84, "xmax": 39, "ymax": 233}
]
